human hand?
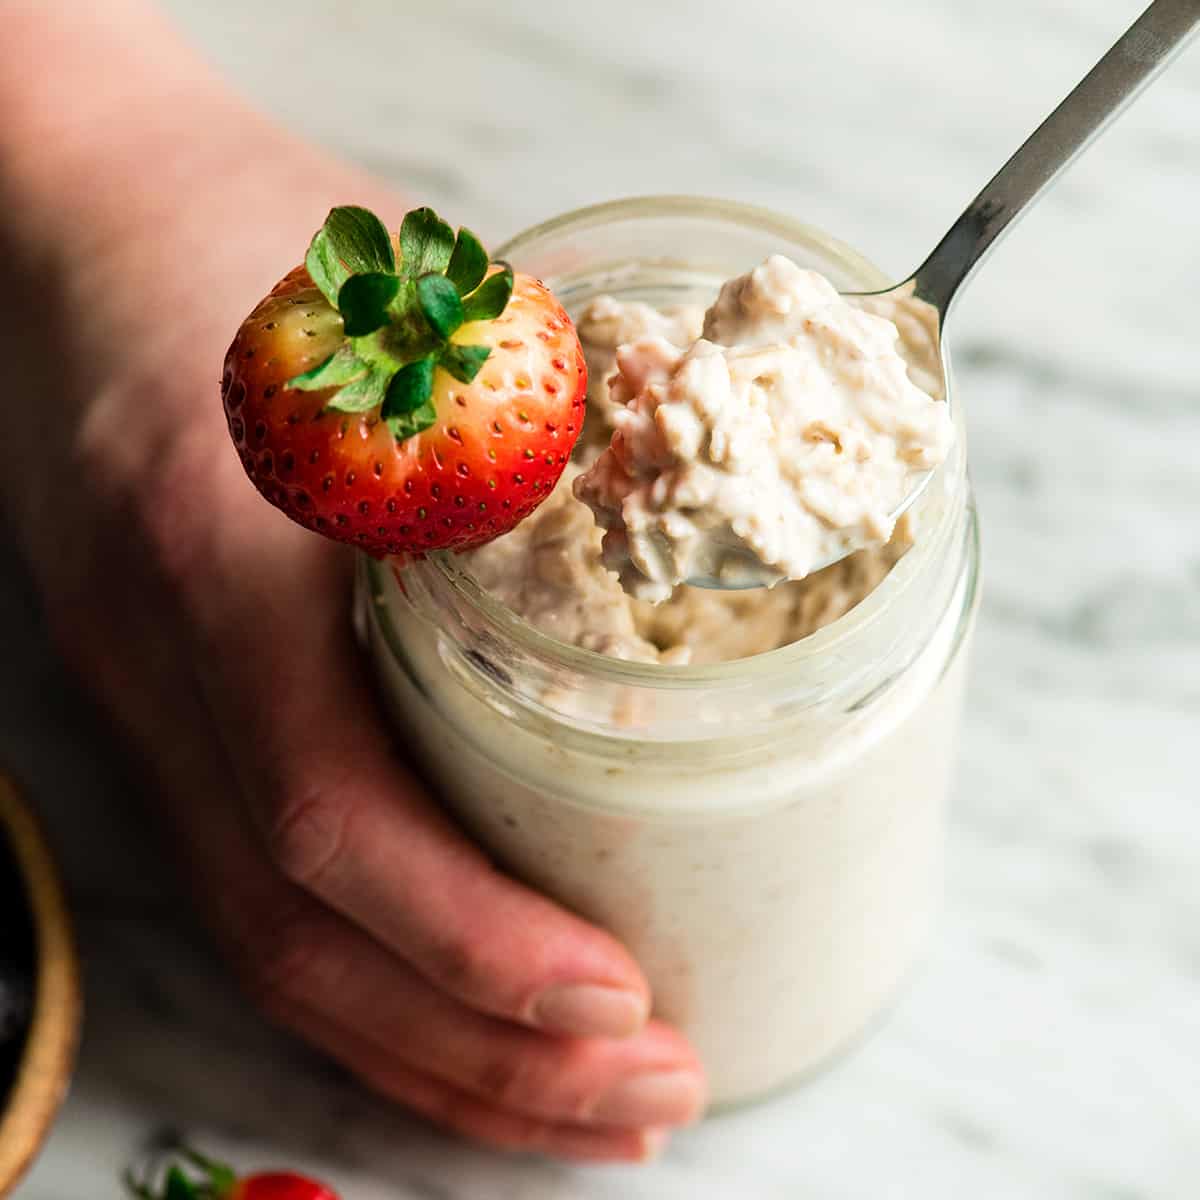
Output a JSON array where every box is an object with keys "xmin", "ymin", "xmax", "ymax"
[
  {"xmin": 0, "ymin": 0, "xmax": 705, "ymax": 1161},
  {"xmin": 88, "ymin": 435, "xmax": 704, "ymax": 1163}
]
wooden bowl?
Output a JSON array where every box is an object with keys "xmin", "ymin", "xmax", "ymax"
[{"xmin": 0, "ymin": 773, "xmax": 81, "ymax": 1197}]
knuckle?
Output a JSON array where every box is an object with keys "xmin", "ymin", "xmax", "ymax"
[
  {"xmin": 473, "ymin": 1040, "xmax": 593, "ymax": 1122},
  {"xmin": 423, "ymin": 929, "xmax": 495, "ymax": 1001},
  {"xmin": 261, "ymin": 777, "xmax": 352, "ymax": 891},
  {"xmin": 475, "ymin": 1052, "xmax": 542, "ymax": 1112}
]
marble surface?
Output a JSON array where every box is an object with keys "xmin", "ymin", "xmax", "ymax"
[{"xmin": 8, "ymin": 0, "xmax": 1200, "ymax": 1195}]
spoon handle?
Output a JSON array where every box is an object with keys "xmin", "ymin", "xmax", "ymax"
[{"xmin": 912, "ymin": 0, "xmax": 1200, "ymax": 314}]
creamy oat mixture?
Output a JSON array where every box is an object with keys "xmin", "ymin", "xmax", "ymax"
[
  {"xmin": 464, "ymin": 269, "xmax": 940, "ymax": 666},
  {"xmin": 573, "ymin": 256, "xmax": 952, "ymax": 601},
  {"xmin": 576, "ymin": 296, "xmax": 704, "ymax": 456}
]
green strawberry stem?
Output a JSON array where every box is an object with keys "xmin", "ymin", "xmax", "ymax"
[
  {"xmin": 287, "ymin": 205, "xmax": 514, "ymax": 441},
  {"xmin": 124, "ymin": 1145, "xmax": 237, "ymax": 1200}
]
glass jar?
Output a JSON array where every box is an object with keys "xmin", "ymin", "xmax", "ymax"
[{"xmin": 357, "ymin": 197, "xmax": 980, "ymax": 1108}]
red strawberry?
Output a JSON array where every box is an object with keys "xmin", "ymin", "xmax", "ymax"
[
  {"xmin": 125, "ymin": 1147, "xmax": 339, "ymax": 1200},
  {"xmin": 222, "ymin": 205, "xmax": 586, "ymax": 556}
]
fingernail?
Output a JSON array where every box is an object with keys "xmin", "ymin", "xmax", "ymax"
[
  {"xmin": 532, "ymin": 984, "xmax": 648, "ymax": 1038},
  {"xmin": 591, "ymin": 1069, "xmax": 705, "ymax": 1127}
]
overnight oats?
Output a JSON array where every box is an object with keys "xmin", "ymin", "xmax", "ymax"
[
  {"xmin": 573, "ymin": 255, "xmax": 953, "ymax": 600},
  {"xmin": 354, "ymin": 198, "xmax": 980, "ymax": 1107}
]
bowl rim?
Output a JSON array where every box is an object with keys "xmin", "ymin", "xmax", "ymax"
[{"xmin": 0, "ymin": 771, "xmax": 82, "ymax": 1198}]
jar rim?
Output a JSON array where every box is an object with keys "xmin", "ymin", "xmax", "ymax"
[
  {"xmin": 385, "ymin": 194, "xmax": 964, "ymax": 693},
  {"xmin": 493, "ymin": 193, "xmax": 888, "ymax": 283}
]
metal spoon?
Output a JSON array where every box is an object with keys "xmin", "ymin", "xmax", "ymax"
[{"xmin": 688, "ymin": 0, "xmax": 1200, "ymax": 591}]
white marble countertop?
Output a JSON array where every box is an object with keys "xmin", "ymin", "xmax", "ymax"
[{"xmin": 8, "ymin": 0, "xmax": 1200, "ymax": 1196}]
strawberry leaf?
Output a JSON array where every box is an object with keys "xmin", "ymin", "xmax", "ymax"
[
  {"xmin": 305, "ymin": 206, "xmax": 396, "ymax": 307},
  {"xmin": 181, "ymin": 1151, "xmax": 236, "ymax": 1195},
  {"xmin": 383, "ymin": 356, "xmax": 435, "ymax": 416},
  {"xmin": 445, "ymin": 227, "xmax": 488, "ymax": 295},
  {"xmin": 416, "ymin": 274, "xmax": 464, "ymax": 339},
  {"xmin": 439, "ymin": 342, "xmax": 491, "ymax": 384},
  {"xmin": 287, "ymin": 345, "xmax": 368, "ymax": 392},
  {"xmin": 123, "ymin": 1143, "xmax": 241, "ymax": 1200},
  {"xmin": 339, "ymin": 272, "xmax": 401, "ymax": 336},
  {"xmin": 383, "ymin": 358, "xmax": 438, "ymax": 441},
  {"xmin": 326, "ymin": 365, "xmax": 391, "ymax": 413},
  {"xmin": 163, "ymin": 1167, "xmax": 197, "ymax": 1200},
  {"xmin": 385, "ymin": 398, "xmax": 438, "ymax": 441},
  {"xmin": 462, "ymin": 265, "xmax": 513, "ymax": 323},
  {"xmin": 400, "ymin": 208, "xmax": 454, "ymax": 277}
]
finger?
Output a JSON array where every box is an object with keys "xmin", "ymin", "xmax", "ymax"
[
  {"xmin": 76, "ymin": 617, "xmax": 659, "ymax": 1159},
  {"xmin": 131, "ymin": 702, "xmax": 668, "ymax": 1159},
  {"xmin": 281, "ymin": 1006, "xmax": 670, "ymax": 1165},
  {"xmin": 148, "ymin": 688, "xmax": 705, "ymax": 1131},
  {"xmin": 187, "ymin": 530, "xmax": 656, "ymax": 1039},
  {"xmin": 235, "ymin": 899, "xmax": 704, "ymax": 1129}
]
